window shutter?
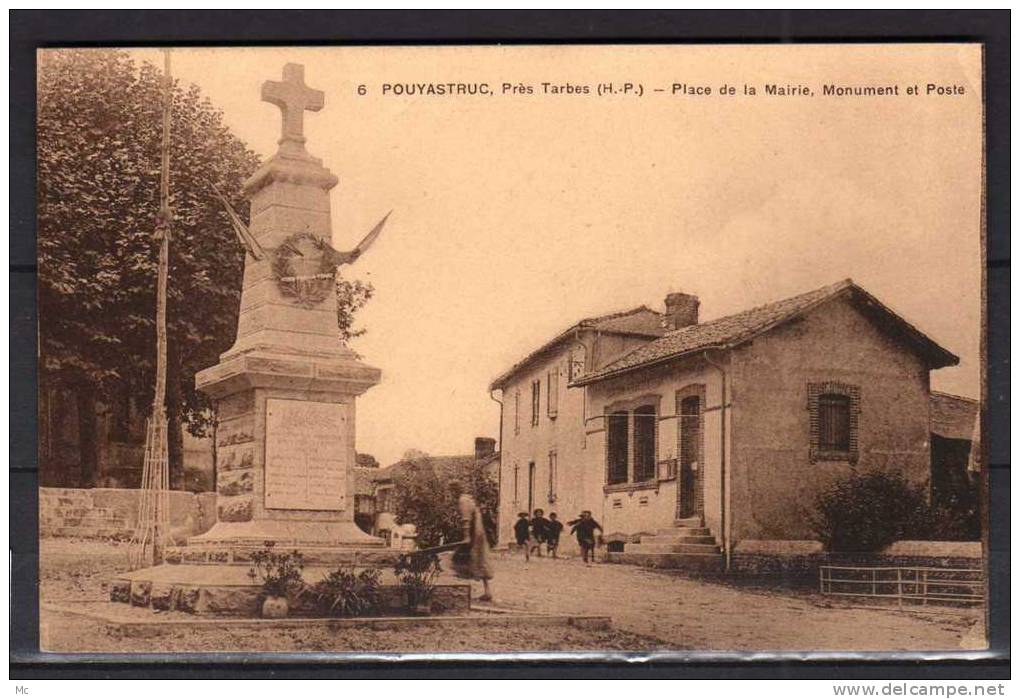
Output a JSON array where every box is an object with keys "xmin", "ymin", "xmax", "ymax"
[
  {"xmin": 633, "ymin": 404, "xmax": 657, "ymax": 482},
  {"xmin": 808, "ymin": 382, "xmax": 860, "ymax": 463},
  {"xmin": 606, "ymin": 411, "xmax": 630, "ymax": 485},
  {"xmin": 531, "ymin": 380, "xmax": 540, "ymax": 426},
  {"xmin": 547, "ymin": 369, "xmax": 559, "ymax": 417},
  {"xmin": 548, "ymin": 450, "xmax": 557, "ymax": 502}
]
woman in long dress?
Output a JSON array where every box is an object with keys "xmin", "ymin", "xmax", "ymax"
[{"xmin": 453, "ymin": 494, "xmax": 495, "ymax": 602}]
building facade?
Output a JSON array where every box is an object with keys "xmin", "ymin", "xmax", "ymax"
[
  {"xmin": 494, "ymin": 280, "xmax": 964, "ymax": 567},
  {"xmin": 490, "ymin": 305, "xmax": 667, "ymax": 553}
]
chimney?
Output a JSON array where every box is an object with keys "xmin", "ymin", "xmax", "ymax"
[
  {"xmin": 664, "ymin": 292, "xmax": 700, "ymax": 330},
  {"xmin": 474, "ymin": 437, "xmax": 497, "ymax": 461}
]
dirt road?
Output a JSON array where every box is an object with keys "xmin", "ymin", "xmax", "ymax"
[{"xmin": 448, "ymin": 552, "xmax": 984, "ymax": 652}]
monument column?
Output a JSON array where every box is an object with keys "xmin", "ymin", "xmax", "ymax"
[{"xmin": 192, "ymin": 63, "xmax": 382, "ymax": 550}]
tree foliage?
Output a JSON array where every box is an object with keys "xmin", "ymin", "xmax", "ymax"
[
  {"xmin": 390, "ymin": 455, "xmax": 499, "ymax": 549},
  {"xmin": 38, "ymin": 48, "xmax": 259, "ymax": 418},
  {"xmin": 336, "ymin": 277, "xmax": 373, "ymax": 346},
  {"xmin": 38, "ymin": 49, "xmax": 262, "ymax": 484}
]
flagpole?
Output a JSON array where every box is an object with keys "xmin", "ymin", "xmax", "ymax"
[{"xmin": 130, "ymin": 48, "xmax": 173, "ymax": 569}]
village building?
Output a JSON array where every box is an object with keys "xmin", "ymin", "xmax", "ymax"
[
  {"xmin": 929, "ymin": 391, "xmax": 981, "ymax": 511},
  {"xmin": 492, "ymin": 279, "xmax": 973, "ymax": 568},
  {"xmin": 489, "ymin": 305, "xmax": 668, "ymax": 552}
]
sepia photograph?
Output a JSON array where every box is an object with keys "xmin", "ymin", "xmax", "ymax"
[{"xmin": 28, "ymin": 38, "xmax": 992, "ymax": 661}]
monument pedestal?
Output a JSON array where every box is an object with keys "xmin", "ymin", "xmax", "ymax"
[{"xmin": 189, "ymin": 346, "xmax": 384, "ymax": 552}]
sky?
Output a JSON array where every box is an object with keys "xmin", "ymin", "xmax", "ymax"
[{"xmin": 122, "ymin": 45, "xmax": 984, "ymax": 466}]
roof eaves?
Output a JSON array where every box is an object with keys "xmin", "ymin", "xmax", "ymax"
[
  {"xmin": 489, "ymin": 306, "xmax": 663, "ymax": 390},
  {"xmin": 846, "ymin": 285, "xmax": 959, "ymax": 369},
  {"xmin": 570, "ymin": 343, "xmax": 730, "ymax": 387},
  {"xmin": 930, "ymin": 390, "xmax": 979, "ymax": 405}
]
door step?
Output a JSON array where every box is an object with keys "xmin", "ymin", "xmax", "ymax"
[
  {"xmin": 655, "ymin": 526, "xmax": 711, "ymax": 537},
  {"xmin": 673, "ymin": 516, "xmax": 703, "ymax": 527},
  {"xmin": 626, "ymin": 542, "xmax": 720, "ymax": 555},
  {"xmin": 640, "ymin": 534, "xmax": 716, "ymax": 545},
  {"xmin": 611, "ymin": 521, "xmax": 723, "ymax": 571}
]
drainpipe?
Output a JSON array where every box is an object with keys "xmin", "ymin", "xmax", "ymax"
[
  {"xmin": 570, "ymin": 329, "xmax": 595, "ymax": 527},
  {"xmin": 489, "ymin": 388, "xmax": 503, "ymax": 543},
  {"xmin": 703, "ymin": 349, "xmax": 730, "ymax": 571}
]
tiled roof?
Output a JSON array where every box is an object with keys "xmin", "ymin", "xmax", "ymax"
[
  {"xmin": 373, "ymin": 454, "xmax": 479, "ymax": 484},
  {"xmin": 489, "ymin": 306, "xmax": 665, "ymax": 389},
  {"xmin": 930, "ymin": 391, "xmax": 979, "ymax": 441},
  {"xmin": 572, "ymin": 279, "xmax": 958, "ymax": 385}
]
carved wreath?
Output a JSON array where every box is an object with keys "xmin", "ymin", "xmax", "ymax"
[{"xmin": 271, "ymin": 232, "xmax": 336, "ymax": 308}]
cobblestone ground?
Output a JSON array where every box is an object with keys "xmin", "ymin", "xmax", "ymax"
[
  {"xmin": 39, "ymin": 539, "xmax": 985, "ymax": 653},
  {"xmin": 445, "ymin": 550, "xmax": 985, "ymax": 652}
]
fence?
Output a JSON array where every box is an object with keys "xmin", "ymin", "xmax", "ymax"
[{"xmin": 819, "ymin": 564, "xmax": 984, "ymax": 606}]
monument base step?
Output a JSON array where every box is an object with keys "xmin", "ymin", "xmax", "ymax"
[
  {"xmin": 188, "ymin": 519, "xmax": 386, "ymax": 549},
  {"xmin": 166, "ymin": 543, "xmax": 400, "ymax": 567},
  {"xmin": 111, "ymin": 564, "xmax": 470, "ymax": 616}
]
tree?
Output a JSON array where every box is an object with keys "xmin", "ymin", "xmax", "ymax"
[
  {"xmin": 390, "ymin": 455, "xmax": 499, "ymax": 549},
  {"xmin": 355, "ymin": 453, "xmax": 379, "ymax": 469},
  {"xmin": 38, "ymin": 49, "xmax": 260, "ymax": 486}
]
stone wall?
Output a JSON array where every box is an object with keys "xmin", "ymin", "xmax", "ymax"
[
  {"xmin": 730, "ymin": 539, "xmax": 983, "ymax": 577},
  {"xmin": 40, "ymin": 487, "xmax": 217, "ymax": 540}
]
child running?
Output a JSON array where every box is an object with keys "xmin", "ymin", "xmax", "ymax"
[
  {"xmin": 568, "ymin": 510, "xmax": 603, "ymax": 566},
  {"xmin": 513, "ymin": 511, "xmax": 532, "ymax": 562}
]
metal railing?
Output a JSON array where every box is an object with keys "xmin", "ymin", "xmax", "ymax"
[{"xmin": 819, "ymin": 565, "xmax": 984, "ymax": 607}]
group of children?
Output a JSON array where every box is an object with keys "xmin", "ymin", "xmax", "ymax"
[{"xmin": 512, "ymin": 508, "xmax": 604, "ymax": 566}]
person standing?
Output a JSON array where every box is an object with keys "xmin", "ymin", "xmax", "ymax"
[
  {"xmin": 569, "ymin": 510, "xmax": 603, "ymax": 566},
  {"xmin": 545, "ymin": 512, "xmax": 564, "ymax": 559},
  {"xmin": 513, "ymin": 511, "xmax": 532, "ymax": 562},
  {"xmin": 452, "ymin": 494, "xmax": 495, "ymax": 602}
]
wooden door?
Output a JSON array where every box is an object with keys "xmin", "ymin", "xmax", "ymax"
[{"xmin": 677, "ymin": 394, "xmax": 703, "ymax": 519}]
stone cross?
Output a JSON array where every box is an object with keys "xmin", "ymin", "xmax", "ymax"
[{"xmin": 261, "ymin": 63, "xmax": 324, "ymax": 148}]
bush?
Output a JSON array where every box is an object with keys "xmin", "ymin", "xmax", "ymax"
[
  {"xmin": 812, "ymin": 472, "xmax": 927, "ymax": 553},
  {"xmin": 394, "ymin": 553, "xmax": 442, "ymax": 610},
  {"xmin": 310, "ymin": 566, "xmax": 382, "ymax": 617},
  {"xmin": 910, "ymin": 502, "xmax": 981, "ymax": 542},
  {"xmin": 246, "ymin": 542, "xmax": 305, "ymax": 599}
]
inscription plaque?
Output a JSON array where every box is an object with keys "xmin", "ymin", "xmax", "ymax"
[{"xmin": 264, "ymin": 398, "xmax": 348, "ymax": 511}]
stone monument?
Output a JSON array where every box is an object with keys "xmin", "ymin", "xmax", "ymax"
[
  {"xmin": 188, "ymin": 62, "xmax": 384, "ymax": 554},
  {"xmin": 109, "ymin": 64, "xmax": 443, "ymax": 615}
]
